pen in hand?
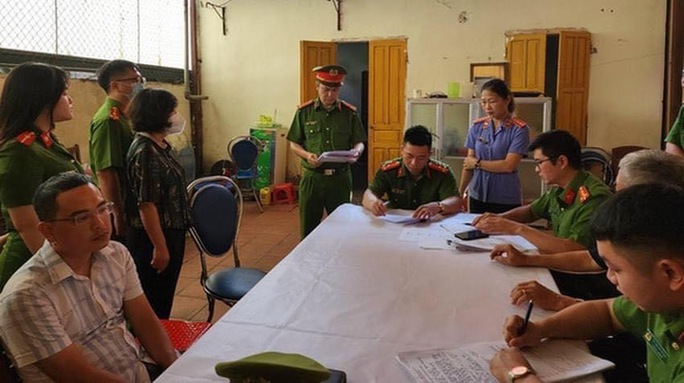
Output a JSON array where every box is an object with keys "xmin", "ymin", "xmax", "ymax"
[{"xmin": 519, "ymin": 300, "xmax": 534, "ymax": 335}]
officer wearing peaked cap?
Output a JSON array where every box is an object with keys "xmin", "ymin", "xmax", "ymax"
[{"xmin": 287, "ymin": 64, "xmax": 366, "ymax": 238}]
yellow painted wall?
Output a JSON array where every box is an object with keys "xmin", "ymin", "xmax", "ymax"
[
  {"xmin": 0, "ymin": 74, "xmax": 191, "ymax": 166},
  {"xmin": 196, "ymin": 0, "xmax": 666, "ymax": 169}
]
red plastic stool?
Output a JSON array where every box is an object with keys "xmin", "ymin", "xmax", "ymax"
[
  {"xmin": 271, "ymin": 183, "xmax": 296, "ymax": 204},
  {"xmin": 160, "ymin": 319, "xmax": 211, "ymax": 353}
]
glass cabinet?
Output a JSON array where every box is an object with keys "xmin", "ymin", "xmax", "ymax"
[{"xmin": 406, "ymin": 97, "xmax": 553, "ymax": 201}]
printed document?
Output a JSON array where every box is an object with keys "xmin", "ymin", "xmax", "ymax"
[
  {"xmin": 396, "ymin": 339, "xmax": 613, "ymax": 383},
  {"xmin": 318, "ymin": 150, "xmax": 358, "ymax": 163}
]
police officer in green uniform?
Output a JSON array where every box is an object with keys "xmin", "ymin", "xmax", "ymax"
[
  {"xmin": 0, "ymin": 63, "xmax": 84, "ymax": 290},
  {"xmin": 474, "ymin": 130, "xmax": 614, "ymax": 303},
  {"xmin": 474, "ymin": 130, "xmax": 612, "ymax": 254},
  {"xmin": 287, "ymin": 65, "xmax": 366, "ymax": 238},
  {"xmin": 89, "ymin": 60, "xmax": 144, "ymax": 240},
  {"xmin": 363, "ymin": 125, "xmax": 463, "ymax": 219},
  {"xmin": 665, "ymin": 69, "xmax": 684, "ymax": 157}
]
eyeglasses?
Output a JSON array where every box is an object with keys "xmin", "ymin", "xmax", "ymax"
[
  {"xmin": 45, "ymin": 202, "xmax": 115, "ymax": 225},
  {"xmin": 533, "ymin": 158, "xmax": 554, "ymax": 168},
  {"xmin": 113, "ymin": 76, "xmax": 146, "ymax": 84}
]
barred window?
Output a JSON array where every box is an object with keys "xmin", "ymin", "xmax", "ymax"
[{"xmin": 0, "ymin": 0, "xmax": 184, "ymax": 70}]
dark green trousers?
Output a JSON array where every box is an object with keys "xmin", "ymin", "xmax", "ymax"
[{"xmin": 298, "ymin": 168, "xmax": 352, "ymax": 238}]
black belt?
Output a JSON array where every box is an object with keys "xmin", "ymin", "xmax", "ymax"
[{"xmin": 310, "ymin": 166, "xmax": 349, "ymax": 176}]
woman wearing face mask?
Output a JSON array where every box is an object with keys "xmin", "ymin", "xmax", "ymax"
[
  {"xmin": 459, "ymin": 79, "xmax": 530, "ymax": 214},
  {"xmin": 0, "ymin": 62, "xmax": 84, "ymax": 290},
  {"xmin": 126, "ymin": 88, "xmax": 191, "ymax": 319}
]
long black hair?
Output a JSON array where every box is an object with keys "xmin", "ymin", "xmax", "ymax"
[{"xmin": 0, "ymin": 62, "xmax": 69, "ymax": 146}]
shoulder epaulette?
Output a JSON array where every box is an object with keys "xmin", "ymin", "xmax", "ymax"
[
  {"xmin": 578, "ymin": 185, "xmax": 591, "ymax": 204},
  {"xmin": 16, "ymin": 131, "xmax": 36, "ymax": 146},
  {"xmin": 511, "ymin": 117, "xmax": 527, "ymax": 128},
  {"xmin": 428, "ymin": 160, "xmax": 450, "ymax": 174},
  {"xmin": 340, "ymin": 100, "xmax": 357, "ymax": 112},
  {"xmin": 381, "ymin": 159, "xmax": 401, "ymax": 172},
  {"xmin": 297, "ymin": 99, "xmax": 315, "ymax": 109},
  {"xmin": 109, "ymin": 106, "xmax": 121, "ymax": 121},
  {"xmin": 473, "ymin": 116, "xmax": 488, "ymax": 124}
]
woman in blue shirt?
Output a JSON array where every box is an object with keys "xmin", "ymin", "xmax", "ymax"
[{"xmin": 459, "ymin": 79, "xmax": 530, "ymax": 213}]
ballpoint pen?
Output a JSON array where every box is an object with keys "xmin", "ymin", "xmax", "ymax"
[{"xmin": 519, "ymin": 300, "xmax": 534, "ymax": 335}]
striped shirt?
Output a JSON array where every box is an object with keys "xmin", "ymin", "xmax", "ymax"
[{"xmin": 0, "ymin": 241, "xmax": 150, "ymax": 382}]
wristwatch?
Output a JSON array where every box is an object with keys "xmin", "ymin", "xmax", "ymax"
[{"xmin": 508, "ymin": 366, "xmax": 534, "ymax": 382}]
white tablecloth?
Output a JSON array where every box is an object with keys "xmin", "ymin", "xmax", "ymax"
[{"xmin": 157, "ymin": 204, "xmax": 592, "ymax": 382}]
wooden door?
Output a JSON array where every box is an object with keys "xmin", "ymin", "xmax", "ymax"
[
  {"xmin": 299, "ymin": 41, "xmax": 337, "ymax": 103},
  {"xmin": 506, "ymin": 33, "xmax": 546, "ymax": 93},
  {"xmin": 556, "ymin": 31, "xmax": 591, "ymax": 145},
  {"xmin": 368, "ymin": 39, "xmax": 407, "ymax": 181}
]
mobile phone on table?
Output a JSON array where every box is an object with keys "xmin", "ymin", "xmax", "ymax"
[
  {"xmin": 454, "ymin": 229, "xmax": 489, "ymax": 241},
  {"xmin": 325, "ymin": 369, "xmax": 347, "ymax": 383}
]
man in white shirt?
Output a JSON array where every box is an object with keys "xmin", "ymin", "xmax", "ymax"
[{"xmin": 0, "ymin": 172, "xmax": 177, "ymax": 382}]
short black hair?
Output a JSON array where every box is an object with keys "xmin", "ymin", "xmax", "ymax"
[
  {"xmin": 96, "ymin": 59, "xmax": 140, "ymax": 92},
  {"xmin": 529, "ymin": 130, "xmax": 582, "ymax": 169},
  {"xmin": 480, "ymin": 78, "xmax": 515, "ymax": 113},
  {"xmin": 33, "ymin": 172, "xmax": 94, "ymax": 221},
  {"xmin": 403, "ymin": 125, "xmax": 432, "ymax": 149},
  {"xmin": 591, "ymin": 183, "xmax": 684, "ymax": 268},
  {"xmin": 128, "ymin": 88, "xmax": 178, "ymax": 133}
]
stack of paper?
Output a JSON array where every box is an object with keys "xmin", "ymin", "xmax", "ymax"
[
  {"xmin": 318, "ymin": 150, "xmax": 358, "ymax": 163},
  {"xmin": 396, "ymin": 339, "xmax": 614, "ymax": 383}
]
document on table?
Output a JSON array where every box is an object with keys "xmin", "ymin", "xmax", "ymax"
[
  {"xmin": 378, "ymin": 209, "xmax": 431, "ymax": 225},
  {"xmin": 396, "ymin": 339, "xmax": 614, "ymax": 383},
  {"xmin": 450, "ymin": 235, "xmax": 538, "ymax": 252},
  {"xmin": 318, "ymin": 150, "xmax": 358, "ymax": 163}
]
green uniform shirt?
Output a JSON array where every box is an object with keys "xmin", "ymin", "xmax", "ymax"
[
  {"xmin": 613, "ymin": 297, "xmax": 684, "ymax": 382},
  {"xmin": 530, "ymin": 169, "xmax": 612, "ymax": 248},
  {"xmin": 665, "ymin": 105, "xmax": 684, "ymax": 149},
  {"xmin": 89, "ymin": 97, "xmax": 134, "ymax": 185},
  {"xmin": 286, "ymin": 98, "xmax": 366, "ymax": 170},
  {"xmin": 368, "ymin": 158, "xmax": 458, "ymax": 210},
  {"xmin": 0, "ymin": 130, "xmax": 83, "ymax": 289}
]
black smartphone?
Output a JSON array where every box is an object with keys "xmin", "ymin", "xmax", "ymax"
[
  {"xmin": 454, "ymin": 229, "xmax": 489, "ymax": 241},
  {"xmin": 324, "ymin": 369, "xmax": 347, "ymax": 383}
]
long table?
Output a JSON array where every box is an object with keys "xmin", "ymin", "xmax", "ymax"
[{"xmin": 157, "ymin": 204, "xmax": 592, "ymax": 382}]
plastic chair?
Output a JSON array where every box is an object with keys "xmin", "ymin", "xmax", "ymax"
[
  {"xmin": 160, "ymin": 319, "xmax": 211, "ymax": 352},
  {"xmin": 228, "ymin": 135, "xmax": 264, "ymax": 213},
  {"xmin": 187, "ymin": 175, "xmax": 267, "ymax": 322},
  {"xmin": 581, "ymin": 147, "xmax": 613, "ymax": 185}
]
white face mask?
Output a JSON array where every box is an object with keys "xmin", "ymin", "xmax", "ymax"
[
  {"xmin": 166, "ymin": 113, "xmax": 186, "ymax": 135},
  {"xmin": 129, "ymin": 82, "xmax": 145, "ymax": 99}
]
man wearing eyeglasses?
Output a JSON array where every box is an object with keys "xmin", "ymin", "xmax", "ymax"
[
  {"xmin": 0, "ymin": 172, "xmax": 177, "ymax": 382},
  {"xmin": 473, "ymin": 130, "xmax": 612, "ymax": 254},
  {"xmin": 89, "ymin": 59, "xmax": 145, "ymax": 241}
]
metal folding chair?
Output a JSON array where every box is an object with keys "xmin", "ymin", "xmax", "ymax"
[{"xmin": 187, "ymin": 175, "xmax": 267, "ymax": 322}]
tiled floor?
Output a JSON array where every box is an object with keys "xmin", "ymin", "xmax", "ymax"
[{"xmin": 170, "ymin": 201, "xmax": 301, "ymax": 323}]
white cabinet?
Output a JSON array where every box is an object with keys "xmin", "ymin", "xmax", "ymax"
[
  {"xmin": 406, "ymin": 97, "xmax": 553, "ymax": 202},
  {"xmin": 406, "ymin": 98, "xmax": 479, "ymax": 159}
]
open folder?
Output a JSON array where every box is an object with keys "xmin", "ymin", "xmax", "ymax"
[{"xmin": 396, "ymin": 339, "xmax": 614, "ymax": 383}]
